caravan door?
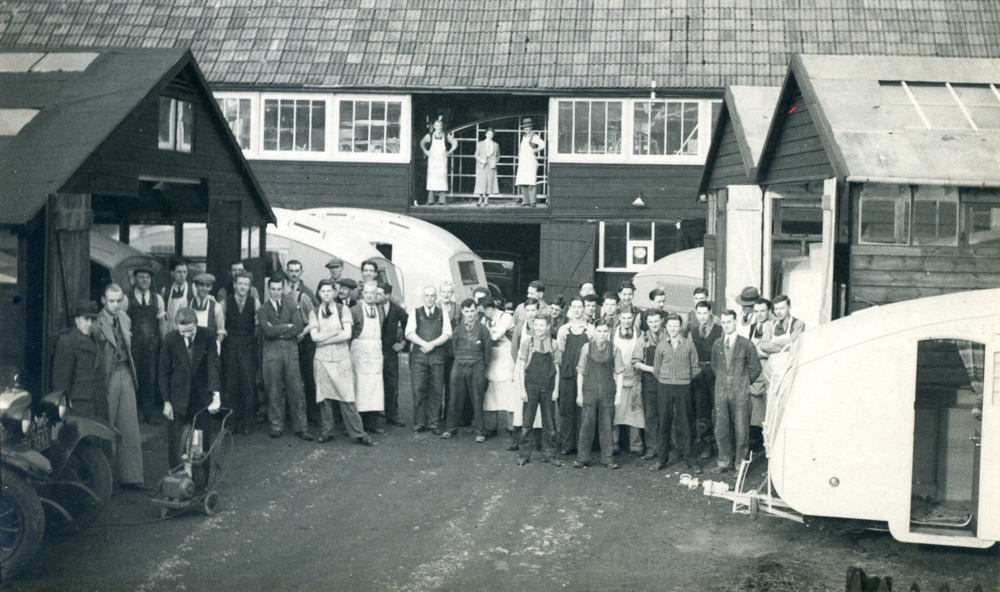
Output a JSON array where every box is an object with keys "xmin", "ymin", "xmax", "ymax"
[{"xmin": 977, "ymin": 343, "xmax": 1000, "ymax": 541}]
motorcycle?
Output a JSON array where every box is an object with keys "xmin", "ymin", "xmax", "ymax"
[{"xmin": 0, "ymin": 376, "xmax": 118, "ymax": 579}]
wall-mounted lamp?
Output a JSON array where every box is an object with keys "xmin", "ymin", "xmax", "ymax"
[
  {"xmin": 632, "ymin": 193, "xmax": 646, "ymax": 208},
  {"xmin": 697, "ymin": 193, "xmax": 708, "ymax": 202}
]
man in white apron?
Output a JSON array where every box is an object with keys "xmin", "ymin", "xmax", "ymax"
[
  {"xmin": 351, "ymin": 281, "xmax": 386, "ymax": 434},
  {"xmin": 515, "ymin": 117, "xmax": 546, "ymax": 207}
]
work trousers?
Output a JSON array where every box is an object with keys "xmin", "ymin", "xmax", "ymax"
[
  {"xmin": 440, "ymin": 354, "xmax": 454, "ymax": 423},
  {"xmin": 222, "ymin": 335, "xmax": 256, "ymax": 433},
  {"xmin": 577, "ymin": 400, "xmax": 614, "ymax": 465},
  {"xmin": 263, "ymin": 340, "xmax": 308, "ymax": 433},
  {"xmin": 132, "ymin": 340, "xmax": 160, "ymax": 420},
  {"xmin": 106, "ymin": 367, "xmax": 144, "ymax": 484},
  {"xmin": 714, "ymin": 390, "xmax": 752, "ymax": 469},
  {"xmin": 618, "ymin": 425, "xmax": 643, "ymax": 453},
  {"xmin": 520, "ymin": 382, "xmax": 557, "ymax": 461},
  {"xmin": 320, "ymin": 399, "xmax": 365, "ymax": 439},
  {"xmin": 410, "ymin": 351, "xmax": 445, "ymax": 430},
  {"xmin": 382, "ymin": 350, "xmax": 401, "ymax": 423},
  {"xmin": 298, "ymin": 336, "xmax": 318, "ymax": 422},
  {"xmin": 656, "ymin": 382, "xmax": 693, "ymax": 463},
  {"xmin": 167, "ymin": 406, "xmax": 219, "ymax": 472},
  {"xmin": 447, "ymin": 360, "xmax": 486, "ymax": 435},
  {"xmin": 640, "ymin": 372, "xmax": 659, "ymax": 456},
  {"xmin": 691, "ymin": 364, "xmax": 716, "ymax": 447},
  {"xmin": 557, "ymin": 375, "xmax": 581, "ymax": 454}
]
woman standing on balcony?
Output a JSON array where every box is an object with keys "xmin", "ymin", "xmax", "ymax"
[
  {"xmin": 420, "ymin": 116, "xmax": 457, "ymax": 206},
  {"xmin": 474, "ymin": 127, "xmax": 500, "ymax": 206},
  {"xmin": 515, "ymin": 117, "xmax": 545, "ymax": 207}
]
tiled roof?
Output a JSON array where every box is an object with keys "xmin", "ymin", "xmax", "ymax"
[{"xmin": 1, "ymin": 0, "xmax": 998, "ymax": 91}]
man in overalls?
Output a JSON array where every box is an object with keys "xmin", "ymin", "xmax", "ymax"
[
  {"xmin": 555, "ymin": 296, "xmax": 593, "ymax": 457},
  {"xmin": 574, "ymin": 318, "xmax": 625, "ymax": 470},
  {"xmin": 517, "ymin": 315, "xmax": 562, "ymax": 466},
  {"xmin": 443, "ymin": 299, "xmax": 492, "ymax": 441}
]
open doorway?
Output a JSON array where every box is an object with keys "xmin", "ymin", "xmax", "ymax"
[{"xmin": 910, "ymin": 338, "xmax": 985, "ymax": 535}]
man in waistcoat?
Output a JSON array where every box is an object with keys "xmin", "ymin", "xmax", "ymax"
[
  {"xmin": 257, "ymin": 273, "xmax": 314, "ymax": 441},
  {"xmin": 219, "ymin": 270, "xmax": 259, "ymax": 435},
  {"xmin": 128, "ymin": 267, "xmax": 166, "ymax": 424},
  {"xmin": 216, "ymin": 259, "xmax": 259, "ymax": 303},
  {"xmin": 406, "ymin": 285, "xmax": 452, "ymax": 434},
  {"xmin": 438, "ymin": 281, "xmax": 462, "ymax": 426},
  {"xmin": 93, "ymin": 283, "xmax": 147, "ymax": 491},
  {"xmin": 52, "ymin": 300, "xmax": 107, "ymax": 420},
  {"xmin": 377, "ymin": 281, "xmax": 408, "ymax": 427},
  {"xmin": 442, "ymin": 298, "xmax": 492, "ymax": 441}
]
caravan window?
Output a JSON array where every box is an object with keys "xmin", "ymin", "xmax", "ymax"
[{"xmin": 457, "ymin": 261, "xmax": 479, "ymax": 285}]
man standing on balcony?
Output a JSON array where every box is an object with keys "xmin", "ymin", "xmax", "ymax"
[
  {"xmin": 515, "ymin": 118, "xmax": 546, "ymax": 207},
  {"xmin": 420, "ymin": 116, "xmax": 457, "ymax": 206}
]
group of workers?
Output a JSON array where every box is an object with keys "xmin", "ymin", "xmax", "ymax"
[{"xmin": 51, "ymin": 250, "xmax": 806, "ymax": 491}]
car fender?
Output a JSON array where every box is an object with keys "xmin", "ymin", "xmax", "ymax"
[
  {"xmin": 2, "ymin": 447, "xmax": 52, "ymax": 478},
  {"xmin": 49, "ymin": 417, "xmax": 119, "ymax": 476}
]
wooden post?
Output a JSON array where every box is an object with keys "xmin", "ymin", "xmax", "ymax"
[{"xmin": 44, "ymin": 193, "xmax": 92, "ymax": 392}]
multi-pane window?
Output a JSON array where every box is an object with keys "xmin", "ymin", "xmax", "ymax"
[
  {"xmin": 338, "ymin": 99, "xmax": 402, "ymax": 154},
  {"xmin": 633, "ymin": 100, "xmax": 699, "ymax": 156},
  {"xmin": 911, "ymin": 186, "xmax": 958, "ymax": 246},
  {"xmin": 859, "ymin": 184, "xmax": 910, "ymax": 245},
  {"xmin": 550, "ymin": 98, "xmax": 716, "ymax": 163},
  {"xmin": 158, "ymin": 97, "xmax": 193, "ymax": 152},
  {"xmin": 263, "ymin": 98, "xmax": 325, "ymax": 152},
  {"xmin": 860, "ymin": 184, "xmax": 964, "ymax": 246},
  {"xmin": 556, "ymin": 100, "xmax": 622, "ymax": 155},
  {"xmin": 217, "ymin": 97, "xmax": 251, "ymax": 150}
]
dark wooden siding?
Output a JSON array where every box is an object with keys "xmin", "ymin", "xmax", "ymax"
[
  {"xmin": 848, "ymin": 244, "xmax": 1000, "ymax": 313},
  {"xmin": 539, "ymin": 222, "xmax": 596, "ymax": 301},
  {"xmin": 248, "ymin": 161, "xmax": 411, "ymax": 213},
  {"xmin": 548, "ymin": 163, "xmax": 705, "ymax": 220},
  {"xmin": 705, "ymin": 120, "xmax": 750, "ymax": 191},
  {"xmin": 757, "ymin": 86, "xmax": 834, "ymax": 185}
]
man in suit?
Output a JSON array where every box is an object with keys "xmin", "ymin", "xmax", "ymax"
[
  {"xmin": 443, "ymin": 299, "xmax": 493, "ymax": 442},
  {"xmin": 377, "ymin": 281, "xmax": 407, "ymax": 427},
  {"xmin": 747, "ymin": 297, "xmax": 775, "ymax": 450},
  {"xmin": 689, "ymin": 300, "xmax": 723, "ymax": 459},
  {"xmin": 709, "ymin": 309, "xmax": 763, "ymax": 475},
  {"xmin": 159, "ymin": 307, "xmax": 222, "ymax": 470},
  {"xmin": 438, "ymin": 281, "xmax": 462, "ymax": 426},
  {"xmin": 285, "ymin": 260, "xmax": 318, "ymax": 424},
  {"xmin": 93, "ymin": 283, "xmax": 147, "ymax": 491},
  {"xmin": 682, "ymin": 287, "xmax": 711, "ymax": 338},
  {"xmin": 350, "ymin": 280, "xmax": 386, "ymax": 434},
  {"xmin": 257, "ymin": 273, "xmax": 314, "ymax": 441},
  {"xmin": 52, "ymin": 301, "xmax": 107, "ymax": 421},
  {"xmin": 335, "ymin": 277, "xmax": 358, "ymax": 308}
]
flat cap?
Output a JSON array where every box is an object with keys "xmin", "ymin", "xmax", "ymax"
[
  {"xmin": 337, "ymin": 278, "xmax": 358, "ymax": 289},
  {"xmin": 325, "ymin": 257, "xmax": 344, "ymax": 268},
  {"xmin": 193, "ymin": 273, "xmax": 216, "ymax": 285}
]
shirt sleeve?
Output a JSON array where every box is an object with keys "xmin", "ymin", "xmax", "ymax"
[
  {"xmin": 630, "ymin": 338, "xmax": 645, "ymax": 365},
  {"xmin": 404, "ymin": 308, "xmax": 418, "ymax": 340},
  {"xmin": 576, "ymin": 343, "xmax": 590, "ymax": 376},
  {"xmin": 613, "ymin": 346, "xmax": 627, "ymax": 374}
]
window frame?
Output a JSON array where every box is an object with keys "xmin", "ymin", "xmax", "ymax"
[
  {"xmin": 548, "ymin": 97, "xmax": 719, "ymax": 165},
  {"xmin": 215, "ymin": 94, "xmax": 254, "ymax": 152},
  {"xmin": 598, "ymin": 221, "xmax": 656, "ymax": 272},
  {"xmin": 158, "ymin": 96, "xmax": 194, "ymax": 153},
  {"xmin": 211, "ymin": 92, "xmax": 411, "ymax": 163}
]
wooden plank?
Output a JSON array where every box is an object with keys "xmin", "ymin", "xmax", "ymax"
[
  {"xmin": 851, "ymin": 244, "xmax": 1000, "ymax": 258},
  {"xmin": 852, "ymin": 254, "xmax": 1000, "ymax": 273},
  {"xmin": 850, "ymin": 269, "xmax": 1000, "ymax": 289}
]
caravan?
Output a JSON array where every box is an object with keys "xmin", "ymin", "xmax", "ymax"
[{"xmin": 301, "ymin": 208, "xmax": 488, "ymax": 309}]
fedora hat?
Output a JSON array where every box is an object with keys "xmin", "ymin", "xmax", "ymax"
[
  {"xmin": 72, "ymin": 300, "xmax": 100, "ymax": 319},
  {"xmin": 735, "ymin": 286, "xmax": 761, "ymax": 307}
]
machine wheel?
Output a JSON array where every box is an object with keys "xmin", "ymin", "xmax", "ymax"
[
  {"xmin": 46, "ymin": 442, "xmax": 113, "ymax": 535},
  {"xmin": 748, "ymin": 490, "xmax": 759, "ymax": 521},
  {"xmin": 0, "ymin": 467, "xmax": 45, "ymax": 581},
  {"xmin": 203, "ymin": 491, "xmax": 219, "ymax": 516}
]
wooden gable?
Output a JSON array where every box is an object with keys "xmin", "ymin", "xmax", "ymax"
[{"xmin": 756, "ymin": 76, "xmax": 835, "ymax": 185}]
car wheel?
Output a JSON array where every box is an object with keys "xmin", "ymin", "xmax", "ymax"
[
  {"xmin": 45, "ymin": 442, "xmax": 113, "ymax": 535},
  {"xmin": 0, "ymin": 467, "xmax": 45, "ymax": 580}
]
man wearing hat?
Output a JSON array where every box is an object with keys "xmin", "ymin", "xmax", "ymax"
[
  {"xmin": 325, "ymin": 257, "xmax": 345, "ymax": 282},
  {"xmin": 335, "ymin": 277, "xmax": 358, "ymax": 309},
  {"xmin": 52, "ymin": 301, "xmax": 107, "ymax": 420},
  {"xmin": 515, "ymin": 117, "xmax": 546, "ymax": 207},
  {"xmin": 190, "ymin": 273, "xmax": 226, "ymax": 354},
  {"xmin": 733, "ymin": 286, "xmax": 762, "ymax": 339},
  {"xmin": 128, "ymin": 266, "xmax": 167, "ymax": 424}
]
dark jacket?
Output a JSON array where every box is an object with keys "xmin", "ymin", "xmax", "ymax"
[
  {"xmin": 710, "ymin": 334, "xmax": 763, "ymax": 399},
  {"xmin": 350, "ymin": 301, "xmax": 385, "ymax": 341},
  {"xmin": 381, "ymin": 300, "xmax": 408, "ymax": 354},
  {"xmin": 159, "ymin": 326, "xmax": 221, "ymax": 418},
  {"xmin": 257, "ymin": 293, "xmax": 305, "ymax": 342},
  {"xmin": 51, "ymin": 327, "xmax": 107, "ymax": 418},
  {"xmin": 92, "ymin": 309, "xmax": 137, "ymax": 386}
]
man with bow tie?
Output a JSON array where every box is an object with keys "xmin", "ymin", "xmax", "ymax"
[
  {"xmin": 93, "ymin": 283, "xmax": 147, "ymax": 491},
  {"xmin": 128, "ymin": 267, "xmax": 167, "ymax": 424},
  {"xmin": 257, "ymin": 272, "xmax": 313, "ymax": 441},
  {"xmin": 161, "ymin": 258, "xmax": 192, "ymax": 334},
  {"xmin": 351, "ymin": 280, "xmax": 387, "ymax": 435},
  {"xmin": 159, "ymin": 307, "xmax": 221, "ymax": 470},
  {"xmin": 406, "ymin": 285, "xmax": 453, "ymax": 434}
]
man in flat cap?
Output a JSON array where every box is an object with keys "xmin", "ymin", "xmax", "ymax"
[
  {"xmin": 52, "ymin": 301, "xmax": 108, "ymax": 421},
  {"xmin": 128, "ymin": 266, "xmax": 167, "ymax": 424},
  {"xmin": 191, "ymin": 273, "xmax": 226, "ymax": 354},
  {"xmin": 335, "ymin": 277, "xmax": 358, "ymax": 309},
  {"xmin": 325, "ymin": 257, "xmax": 344, "ymax": 282}
]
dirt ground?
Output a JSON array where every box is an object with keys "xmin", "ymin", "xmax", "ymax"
[{"xmin": 7, "ymin": 356, "xmax": 999, "ymax": 592}]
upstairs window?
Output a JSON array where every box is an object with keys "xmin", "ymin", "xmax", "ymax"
[
  {"xmin": 263, "ymin": 98, "xmax": 325, "ymax": 152},
  {"xmin": 338, "ymin": 99, "xmax": 403, "ymax": 154},
  {"xmin": 556, "ymin": 99, "xmax": 623, "ymax": 155},
  {"xmin": 632, "ymin": 100, "xmax": 700, "ymax": 156},
  {"xmin": 217, "ymin": 97, "xmax": 252, "ymax": 150},
  {"xmin": 158, "ymin": 97, "xmax": 193, "ymax": 152}
]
